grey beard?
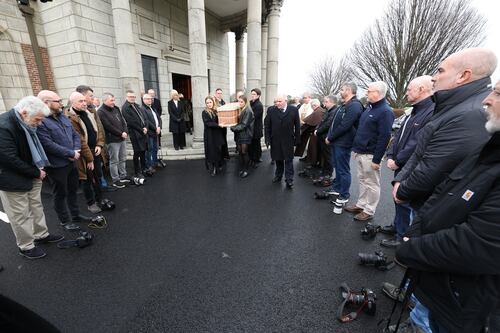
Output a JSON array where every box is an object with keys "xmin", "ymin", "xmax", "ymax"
[{"xmin": 485, "ymin": 117, "xmax": 500, "ymax": 134}]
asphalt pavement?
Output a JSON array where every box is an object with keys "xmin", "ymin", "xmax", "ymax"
[{"xmin": 0, "ymin": 153, "xmax": 405, "ymax": 333}]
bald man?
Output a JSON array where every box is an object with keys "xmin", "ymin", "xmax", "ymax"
[
  {"xmin": 382, "ymin": 76, "xmax": 435, "ymax": 248},
  {"xmin": 68, "ymin": 91, "xmax": 105, "ymax": 213},
  {"xmin": 37, "ymin": 90, "xmax": 91, "ymax": 231},
  {"xmin": 393, "ymin": 48, "xmax": 497, "ymax": 209},
  {"xmin": 386, "ymin": 48, "xmax": 497, "ymax": 332}
]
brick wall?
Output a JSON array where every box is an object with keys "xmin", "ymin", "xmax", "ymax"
[{"xmin": 20, "ymin": 43, "xmax": 56, "ymax": 95}]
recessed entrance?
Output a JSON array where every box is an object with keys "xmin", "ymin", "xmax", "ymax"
[{"xmin": 172, "ymin": 73, "xmax": 192, "ymax": 100}]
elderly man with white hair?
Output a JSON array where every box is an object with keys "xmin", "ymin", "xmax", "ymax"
[
  {"xmin": 264, "ymin": 93, "xmax": 301, "ymax": 189},
  {"xmin": 344, "ymin": 81, "xmax": 394, "ymax": 221},
  {"xmin": 0, "ymin": 96, "xmax": 64, "ymax": 259}
]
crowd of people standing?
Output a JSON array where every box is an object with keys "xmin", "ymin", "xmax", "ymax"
[{"xmin": 1, "ymin": 45, "xmax": 500, "ymax": 332}]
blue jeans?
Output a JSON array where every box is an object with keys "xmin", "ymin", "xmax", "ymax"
[
  {"xmin": 146, "ymin": 135, "xmax": 158, "ymax": 169},
  {"xmin": 410, "ymin": 296, "xmax": 432, "ymax": 333},
  {"xmin": 393, "ymin": 202, "xmax": 413, "ymax": 240},
  {"xmin": 330, "ymin": 145, "xmax": 351, "ymax": 198}
]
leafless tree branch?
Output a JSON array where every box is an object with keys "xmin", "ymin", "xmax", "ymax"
[
  {"xmin": 309, "ymin": 56, "xmax": 352, "ymax": 98},
  {"xmin": 348, "ymin": 0, "xmax": 486, "ymax": 107}
]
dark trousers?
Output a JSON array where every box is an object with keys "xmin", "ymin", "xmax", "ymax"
[
  {"xmin": 393, "ymin": 201, "xmax": 412, "ymax": 240},
  {"xmin": 275, "ymin": 158, "xmax": 294, "ymax": 182},
  {"xmin": 172, "ymin": 132, "xmax": 186, "ymax": 149},
  {"xmin": 330, "ymin": 145, "xmax": 351, "ymax": 198},
  {"xmin": 319, "ymin": 137, "xmax": 332, "ymax": 175},
  {"xmin": 249, "ymin": 137, "xmax": 262, "ymax": 162},
  {"xmin": 133, "ymin": 150, "xmax": 146, "ymax": 175},
  {"xmin": 46, "ymin": 163, "xmax": 80, "ymax": 224},
  {"xmin": 221, "ymin": 128, "xmax": 229, "ymax": 159},
  {"xmin": 83, "ymin": 153, "xmax": 102, "ymax": 205}
]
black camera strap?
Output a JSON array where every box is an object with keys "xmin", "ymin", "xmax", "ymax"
[{"xmin": 380, "ymin": 268, "xmax": 419, "ymax": 332}]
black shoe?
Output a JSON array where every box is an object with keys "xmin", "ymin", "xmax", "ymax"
[
  {"xmin": 175, "ymin": 147, "xmax": 179, "ymax": 151},
  {"xmin": 19, "ymin": 246, "xmax": 46, "ymax": 259},
  {"xmin": 272, "ymin": 176, "xmax": 282, "ymax": 183},
  {"xmin": 286, "ymin": 181, "xmax": 294, "ymax": 189},
  {"xmin": 380, "ymin": 238, "xmax": 401, "ymax": 248},
  {"xmin": 380, "ymin": 225, "xmax": 396, "ymax": 235},
  {"xmin": 112, "ymin": 181, "xmax": 125, "ymax": 189},
  {"xmin": 101, "ymin": 185, "xmax": 117, "ymax": 192},
  {"xmin": 240, "ymin": 171, "xmax": 249, "ymax": 178},
  {"xmin": 60, "ymin": 223, "xmax": 81, "ymax": 231},
  {"xmin": 72, "ymin": 214, "xmax": 92, "ymax": 222},
  {"xmin": 180, "ymin": 146, "xmax": 184, "ymax": 150},
  {"xmin": 34, "ymin": 234, "xmax": 64, "ymax": 245}
]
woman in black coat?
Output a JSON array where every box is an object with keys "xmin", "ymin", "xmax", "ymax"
[
  {"xmin": 167, "ymin": 90, "xmax": 187, "ymax": 150},
  {"xmin": 202, "ymin": 96, "xmax": 224, "ymax": 176},
  {"xmin": 230, "ymin": 95, "xmax": 254, "ymax": 178}
]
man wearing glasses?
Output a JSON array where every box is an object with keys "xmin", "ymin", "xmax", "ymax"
[{"xmin": 37, "ymin": 90, "xmax": 91, "ymax": 231}]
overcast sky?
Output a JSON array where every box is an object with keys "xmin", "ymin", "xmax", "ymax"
[{"xmin": 272, "ymin": 0, "xmax": 500, "ymax": 97}]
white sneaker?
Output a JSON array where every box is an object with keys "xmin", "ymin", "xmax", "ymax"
[
  {"xmin": 326, "ymin": 189, "xmax": 340, "ymax": 195},
  {"xmin": 88, "ymin": 203, "xmax": 102, "ymax": 213},
  {"xmin": 336, "ymin": 197, "xmax": 349, "ymax": 204}
]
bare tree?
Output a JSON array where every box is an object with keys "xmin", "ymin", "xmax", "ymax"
[
  {"xmin": 309, "ymin": 56, "xmax": 352, "ymax": 98},
  {"xmin": 348, "ymin": 0, "xmax": 486, "ymax": 107}
]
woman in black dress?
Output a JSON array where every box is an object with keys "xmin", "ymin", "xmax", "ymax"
[
  {"xmin": 230, "ymin": 95, "xmax": 254, "ymax": 178},
  {"xmin": 202, "ymin": 96, "xmax": 224, "ymax": 176}
]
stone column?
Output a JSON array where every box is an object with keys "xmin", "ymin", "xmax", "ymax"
[
  {"xmin": 246, "ymin": 0, "xmax": 261, "ymax": 93},
  {"xmin": 111, "ymin": 0, "xmax": 140, "ymax": 94},
  {"xmin": 234, "ymin": 27, "xmax": 245, "ymax": 93},
  {"xmin": 260, "ymin": 22, "xmax": 268, "ymax": 108},
  {"xmin": 187, "ymin": 0, "xmax": 209, "ymax": 147},
  {"xmin": 266, "ymin": 1, "xmax": 282, "ymax": 105}
]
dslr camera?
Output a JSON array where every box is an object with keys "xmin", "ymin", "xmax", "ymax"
[
  {"xmin": 338, "ymin": 283, "xmax": 377, "ymax": 322},
  {"xmin": 358, "ymin": 251, "xmax": 395, "ymax": 271},
  {"xmin": 360, "ymin": 223, "xmax": 381, "ymax": 240},
  {"xmin": 99, "ymin": 198, "xmax": 115, "ymax": 211},
  {"xmin": 133, "ymin": 176, "xmax": 145, "ymax": 186}
]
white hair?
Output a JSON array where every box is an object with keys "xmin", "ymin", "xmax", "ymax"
[
  {"xmin": 15, "ymin": 96, "xmax": 50, "ymax": 117},
  {"xmin": 369, "ymin": 81, "xmax": 388, "ymax": 97},
  {"xmin": 311, "ymin": 98, "xmax": 321, "ymax": 107}
]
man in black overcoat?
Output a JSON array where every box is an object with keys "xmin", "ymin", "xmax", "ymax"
[
  {"xmin": 265, "ymin": 94, "xmax": 301, "ymax": 188},
  {"xmin": 249, "ymin": 88, "xmax": 264, "ymax": 165},
  {"xmin": 122, "ymin": 90, "xmax": 149, "ymax": 177}
]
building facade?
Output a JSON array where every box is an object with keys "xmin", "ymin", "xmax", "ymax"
[{"xmin": 0, "ymin": 0, "xmax": 283, "ymax": 149}]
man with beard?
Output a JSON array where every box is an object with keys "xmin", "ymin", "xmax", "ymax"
[
  {"xmin": 393, "ymin": 78, "xmax": 500, "ymax": 333},
  {"xmin": 37, "ymin": 90, "xmax": 92, "ymax": 231}
]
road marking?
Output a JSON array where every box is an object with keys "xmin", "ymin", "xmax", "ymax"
[{"xmin": 0, "ymin": 210, "xmax": 10, "ymax": 223}]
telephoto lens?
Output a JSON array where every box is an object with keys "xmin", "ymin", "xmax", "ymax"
[{"xmin": 358, "ymin": 251, "xmax": 395, "ymax": 270}]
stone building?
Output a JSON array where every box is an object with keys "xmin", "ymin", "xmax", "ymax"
[{"xmin": 0, "ymin": 0, "xmax": 283, "ymax": 150}]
